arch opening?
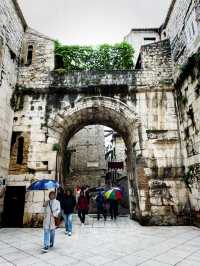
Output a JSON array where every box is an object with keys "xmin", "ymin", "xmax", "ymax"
[
  {"xmin": 64, "ymin": 124, "xmax": 130, "ymax": 215},
  {"xmin": 50, "ymin": 97, "xmax": 141, "ymax": 220}
]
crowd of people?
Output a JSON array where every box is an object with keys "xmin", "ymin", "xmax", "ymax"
[{"xmin": 41, "ymin": 185, "xmax": 120, "ymax": 252}]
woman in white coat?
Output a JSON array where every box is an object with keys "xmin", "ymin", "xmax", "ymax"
[{"xmin": 42, "ymin": 191, "xmax": 61, "ymax": 252}]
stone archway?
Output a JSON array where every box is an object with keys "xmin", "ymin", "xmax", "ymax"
[{"xmin": 49, "ymin": 96, "xmax": 142, "ymax": 220}]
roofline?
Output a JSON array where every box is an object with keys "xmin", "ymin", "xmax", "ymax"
[
  {"xmin": 130, "ymin": 28, "xmax": 160, "ymax": 33},
  {"xmin": 13, "ymin": 0, "xmax": 27, "ymax": 30},
  {"xmin": 26, "ymin": 27, "xmax": 55, "ymax": 42},
  {"xmin": 162, "ymin": 0, "xmax": 176, "ymax": 29}
]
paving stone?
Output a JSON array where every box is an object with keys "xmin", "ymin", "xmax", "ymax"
[{"xmin": 0, "ymin": 218, "xmax": 200, "ymax": 266}]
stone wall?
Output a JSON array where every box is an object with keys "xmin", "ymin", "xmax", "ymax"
[
  {"xmin": 0, "ymin": 0, "xmax": 25, "ymax": 222},
  {"xmin": 68, "ymin": 125, "xmax": 106, "ymax": 176},
  {"xmin": 19, "ymin": 28, "xmax": 55, "ymax": 88},
  {"xmin": 9, "ymin": 132, "xmax": 30, "ymax": 174},
  {"xmin": 161, "ymin": 0, "xmax": 200, "ymax": 225},
  {"xmin": 9, "ymin": 36, "xmax": 191, "ymax": 225},
  {"xmin": 0, "ymin": 0, "xmax": 25, "ymax": 177},
  {"xmin": 162, "ymin": 0, "xmax": 200, "ymax": 68},
  {"xmin": 124, "ymin": 28, "xmax": 160, "ymax": 64},
  {"xmin": 175, "ymin": 54, "xmax": 200, "ymax": 224},
  {"xmin": 1, "ymin": 0, "xmax": 200, "ymax": 227}
]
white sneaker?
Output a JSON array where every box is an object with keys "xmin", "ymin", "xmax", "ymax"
[
  {"xmin": 68, "ymin": 232, "xmax": 72, "ymax": 236},
  {"xmin": 65, "ymin": 231, "xmax": 68, "ymax": 235},
  {"xmin": 81, "ymin": 223, "xmax": 85, "ymax": 226},
  {"xmin": 41, "ymin": 247, "xmax": 48, "ymax": 253}
]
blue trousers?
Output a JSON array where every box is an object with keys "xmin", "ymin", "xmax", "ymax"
[
  {"xmin": 63, "ymin": 213, "xmax": 73, "ymax": 233},
  {"xmin": 44, "ymin": 229, "xmax": 55, "ymax": 248}
]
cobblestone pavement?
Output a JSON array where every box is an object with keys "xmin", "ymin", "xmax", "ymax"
[{"xmin": 0, "ymin": 216, "xmax": 200, "ymax": 266}]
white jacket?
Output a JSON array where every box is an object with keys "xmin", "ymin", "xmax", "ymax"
[{"xmin": 43, "ymin": 199, "xmax": 61, "ymax": 230}]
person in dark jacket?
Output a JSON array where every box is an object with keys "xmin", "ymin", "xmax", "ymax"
[
  {"xmin": 56, "ymin": 187, "xmax": 65, "ymax": 212},
  {"xmin": 109, "ymin": 199, "xmax": 118, "ymax": 220},
  {"xmin": 77, "ymin": 190, "xmax": 89, "ymax": 225},
  {"xmin": 96, "ymin": 192, "xmax": 107, "ymax": 221},
  {"xmin": 62, "ymin": 189, "xmax": 76, "ymax": 236}
]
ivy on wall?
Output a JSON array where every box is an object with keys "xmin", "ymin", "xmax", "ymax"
[
  {"xmin": 54, "ymin": 41, "xmax": 134, "ymax": 71},
  {"xmin": 181, "ymin": 164, "xmax": 200, "ymax": 193}
]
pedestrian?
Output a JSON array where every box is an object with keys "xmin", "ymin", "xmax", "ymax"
[
  {"xmin": 77, "ymin": 190, "xmax": 89, "ymax": 225},
  {"xmin": 62, "ymin": 189, "xmax": 76, "ymax": 236},
  {"xmin": 109, "ymin": 199, "xmax": 118, "ymax": 220},
  {"xmin": 96, "ymin": 192, "xmax": 107, "ymax": 221},
  {"xmin": 56, "ymin": 187, "xmax": 65, "ymax": 223},
  {"xmin": 42, "ymin": 191, "xmax": 61, "ymax": 253},
  {"xmin": 84, "ymin": 186, "xmax": 90, "ymax": 205},
  {"xmin": 75, "ymin": 185, "xmax": 81, "ymax": 202},
  {"xmin": 56, "ymin": 187, "xmax": 64, "ymax": 205}
]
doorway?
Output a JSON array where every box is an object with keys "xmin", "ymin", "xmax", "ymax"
[{"xmin": 3, "ymin": 186, "xmax": 26, "ymax": 227}]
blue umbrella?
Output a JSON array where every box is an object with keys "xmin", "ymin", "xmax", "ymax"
[{"xmin": 27, "ymin": 179, "xmax": 60, "ymax": 191}]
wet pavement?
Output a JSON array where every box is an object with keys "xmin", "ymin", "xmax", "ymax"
[{"xmin": 0, "ymin": 216, "xmax": 200, "ymax": 266}]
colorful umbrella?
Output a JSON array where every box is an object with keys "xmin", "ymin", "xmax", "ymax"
[
  {"xmin": 104, "ymin": 187, "xmax": 122, "ymax": 201},
  {"xmin": 27, "ymin": 179, "xmax": 60, "ymax": 191}
]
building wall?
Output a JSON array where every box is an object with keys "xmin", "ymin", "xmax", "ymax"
[
  {"xmin": 10, "ymin": 37, "xmax": 190, "ymax": 226},
  {"xmin": 0, "ymin": 0, "xmax": 25, "ymax": 177},
  {"xmin": 2, "ymin": 0, "xmax": 200, "ymax": 226},
  {"xmin": 174, "ymin": 51, "xmax": 200, "ymax": 222},
  {"xmin": 68, "ymin": 125, "xmax": 106, "ymax": 176},
  {"xmin": 124, "ymin": 29, "xmax": 160, "ymax": 64},
  {"xmin": 162, "ymin": 0, "xmax": 200, "ymax": 67},
  {"xmin": 0, "ymin": 0, "xmax": 25, "ymax": 221},
  {"xmin": 113, "ymin": 136, "xmax": 126, "ymax": 163},
  {"xmin": 161, "ymin": 0, "xmax": 200, "ymax": 223}
]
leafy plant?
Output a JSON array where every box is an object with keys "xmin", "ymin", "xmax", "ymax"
[
  {"xmin": 52, "ymin": 143, "xmax": 61, "ymax": 152},
  {"xmin": 54, "ymin": 41, "xmax": 134, "ymax": 71},
  {"xmin": 180, "ymin": 165, "xmax": 200, "ymax": 193}
]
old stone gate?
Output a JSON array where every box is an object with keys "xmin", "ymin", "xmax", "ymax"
[
  {"xmin": 1, "ymin": 0, "xmax": 200, "ymax": 228},
  {"xmin": 5, "ymin": 27, "xmax": 188, "ymax": 226}
]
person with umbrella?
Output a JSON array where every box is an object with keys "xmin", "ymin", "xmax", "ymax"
[
  {"xmin": 104, "ymin": 187, "xmax": 122, "ymax": 220},
  {"xmin": 109, "ymin": 199, "xmax": 118, "ymax": 220},
  {"xmin": 96, "ymin": 191, "xmax": 107, "ymax": 221},
  {"xmin": 42, "ymin": 191, "xmax": 61, "ymax": 252},
  {"xmin": 27, "ymin": 179, "xmax": 61, "ymax": 253}
]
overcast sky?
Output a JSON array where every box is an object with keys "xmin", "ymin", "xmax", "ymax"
[{"xmin": 18, "ymin": 0, "xmax": 171, "ymax": 45}]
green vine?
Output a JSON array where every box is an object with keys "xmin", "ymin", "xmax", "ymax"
[
  {"xmin": 54, "ymin": 41, "xmax": 134, "ymax": 71},
  {"xmin": 181, "ymin": 165, "xmax": 200, "ymax": 193},
  {"xmin": 52, "ymin": 143, "xmax": 61, "ymax": 152}
]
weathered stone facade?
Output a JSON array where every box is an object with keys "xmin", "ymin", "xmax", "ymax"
[
  {"xmin": 0, "ymin": 0, "xmax": 26, "ymax": 222},
  {"xmin": 68, "ymin": 125, "xmax": 106, "ymax": 176},
  {"xmin": 7, "ymin": 29, "xmax": 187, "ymax": 225},
  {"xmin": 0, "ymin": 0, "xmax": 25, "ymax": 176},
  {"xmin": 66, "ymin": 125, "xmax": 106, "ymax": 188},
  {"xmin": 162, "ymin": 0, "xmax": 200, "ymax": 67},
  {"xmin": 161, "ymin": 0, "xmax": 200, "ymax": 225},
  {"xmin": 1, "ymin": 0, "xmax": 200, "ymax": 227}
]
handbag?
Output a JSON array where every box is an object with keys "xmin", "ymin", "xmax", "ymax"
[{"xmin": 49, "ymin": 201, "xmax": 61, "ymax": 227}]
